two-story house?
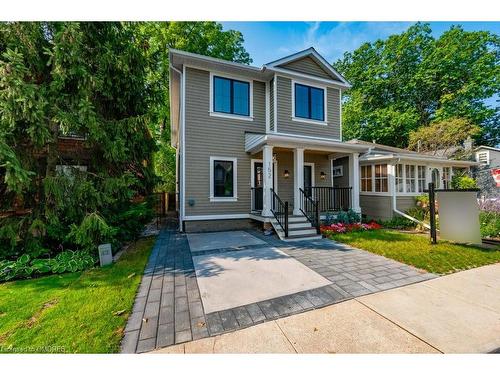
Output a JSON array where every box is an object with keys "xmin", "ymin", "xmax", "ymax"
[{"xmin": 169, "ymin": 47, "xmax": 476, "ymax": 240}]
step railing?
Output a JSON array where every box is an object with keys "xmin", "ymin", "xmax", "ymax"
[
  {"xmin": 304, "ymin": 187, "xmax": 352, "ymax": 212},
  {"xmin": 271, "ymin": 188, "xmax": 288, "ymax": 237},
  {"xmin": 299, "ymin": 188, "xmax": 320, "ymax": 234}
]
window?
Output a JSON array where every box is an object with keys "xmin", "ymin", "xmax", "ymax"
[
  {"xmin": 213, "ymin": 76, "xmax": 250, "ymax": 116},
  {"xmin": 442, "ymin": 167, "xmax": 451, "ymax": 189},
  {"xmin": 361, "ymin": 165, "xmax": 372, "ymax": 192},
  {"xmin": 374, "ymin": 164, "xmax": 388, "ymax": 192},
  {"xmin": 476, "ymin": 151, "xmax": 488, "ymax": 165},
  {"xmin": 395, "ymin": 164, "xmax": 404, "ymax": 193},
  {"xmin": 417, "ymin": 166, "xmax": 426, "ymax": 192},
  {"xmin": 405, "ymin": 165, "xmax": 416, "ymax": 193},
  {"xmin": 294, "ymin": 83, "xmax": 325, "ymax": 121},
  {"xmin": 431, "ymin": 168, "xmax": 440, "ymax": 189},
  {"xmin": 210, "ymin": 157, "xmax": 237, "ymax": 201}
]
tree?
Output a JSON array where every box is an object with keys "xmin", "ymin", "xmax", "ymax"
[
  {"xmin": 0, "ymin": 22, "xmax": 156, "ymax": 258},
  {"xmin": 407, "ymin": 117, "xmax": 481, "ymax": 154},
  {"xmin": 333, "ymin": 23, "xmax": 500, "ymax": 148},
  {"xmin": 129, "ymin": 22, "xmax": 251, "ymax": 193}
]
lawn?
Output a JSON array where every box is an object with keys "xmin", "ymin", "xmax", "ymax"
[
  {"xmin": 328, "ymin": 229, "xmax": 500, "ymax": 274},
  {"xmin": 0, "ymin": 237, "xmax": 155, "ymax": 353}
]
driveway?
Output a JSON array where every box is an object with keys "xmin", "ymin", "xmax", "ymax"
[
  {"xmin": 154, "ymin": 263, "xmax": 500, "ymax": 354},
  {"xmin": 121, "ymin": 228, "xmax": 435, "ymax": 353}
]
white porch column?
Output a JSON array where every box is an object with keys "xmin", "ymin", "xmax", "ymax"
[
  {"xmin": 261, "ymin": 145, "xmax": 274, "ymax": 217},
  {"xmin": 293, "ymin": 148, "xmax": 304, "ymax": 215},
  {"xmin": 348, "ymin": 152, "xmax": 361, "ymax": 213}
]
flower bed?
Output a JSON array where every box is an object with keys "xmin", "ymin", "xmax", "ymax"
[{"xmin": 321, "ymin": 221, "xmax": 382, "ymax": 236}]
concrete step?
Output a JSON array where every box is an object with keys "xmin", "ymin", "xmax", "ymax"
[
  {"xmin": 286, "ymin": 228, "xmax": 318, "ymax": 236},
  {"xmin": 282, "ymin": 234, "xmax": 323, "ymax": 242},
  {"xmin": 288, "ymin": 222, "xmax": 312, "ymax": 229}
]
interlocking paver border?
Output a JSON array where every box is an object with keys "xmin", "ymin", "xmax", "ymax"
[{"xmin": 121, "ymin": 227, "xmax": 437, "ymax": 353}]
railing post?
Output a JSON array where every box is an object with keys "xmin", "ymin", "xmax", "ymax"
[
  {"xmin": 284, "ymin": 201, "xmax": 289, "ymax": 238},
  {"xmin": 315, "ymin": 200, "xmax": 320, "ymax": 234}
]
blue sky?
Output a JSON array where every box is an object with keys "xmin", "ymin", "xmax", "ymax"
[{"xmin": 221, "ymin": 21, "xmax": 500, "ymax": 66}]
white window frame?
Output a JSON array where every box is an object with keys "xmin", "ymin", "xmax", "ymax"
[
  {"xmin": 360, "ymin": 165, "xmax": 373, "ymax": 193},
  {"xmin": 442, "ymin": 166, "xmax": 452, "ymax": 189},
  {"xmin": 291, "ymin": 79, "xmax": 328, "ymax": 126},
  {"xmin": 417, "ymin": 165, "xmax": 426, "ymax": 193},
  {"xmin": 395, "ymin": 164, "xmax": 404, "ymax": 193},
  {"xmin": 405, "ymin": 164, "xmax": 416, "ymax": 193},
  {"xmin": 209, "ymin": 72, "xmax": 254, "ymax": 121},
  {"xmin": 374, "ymin": 164, "xmax": 388, "ymax": 192},
  {"xmin": 209, "ymin": 156, "xmax": 238, "ymax": 202}
]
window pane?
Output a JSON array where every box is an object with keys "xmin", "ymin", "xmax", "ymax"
[
  {"xmin": 295, "ymin": 84, "xmax": 309, "ymax": 118},
  {"xmin": 214, "ymin": 77, "xmax": 231, "ymax": 113},
  {"xmin": 213, "ymin": 160, "xmax": 234, "ymax": 197},
  {"xmin": 310, "ymin": 87, "xmax": 324, "ymax": 121},
  {"xmin": 233, "ymin": 81, "xmax": 249, "ymax": 116}
]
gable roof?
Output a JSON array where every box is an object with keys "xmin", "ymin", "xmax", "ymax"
[
  {"xmin": 347, "ymin": 139, "xmax": 421, "ymax": 155},
  {"xmin": 475, "ymin": 145, "xmax": 500, "ymax": 153},
  {"xmin": 263, "ymin": 47, "xmax": 351, "ymax": 87}
]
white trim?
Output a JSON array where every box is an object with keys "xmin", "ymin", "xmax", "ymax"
[
  {"xmin": 185, "ymin": 214, "xmax": 250, "ymax": 221},
  {"xmin": 209, "ymin": 156, "xmax": 238, "ymax": 202},
  {"xmin": 339, "ymin": 90, "xmax": 343, "ymax": 142},
  {"xmin": 476, "ymin": 150, "xmax": 490, "ymax": 165},
  {"xmin": 170, "ymin": 49, "xmax": 261, "ymax": 72},
  {"xmin": 273, "ymin": 74, "xmax": 278, "ymax": 133},
  {"xmin": 272, "ymin": 132, "xmax": 343, "ymax": 144},
  {"xmin": 209, "ymin": 71, "xmax": 254, "ymax": 121},
  {"xmin": 251, "ymin": 159, "xmax": 278, "ymax": 193},
  {"xmin": 291, "ymin": 79, "xmax": 328, "ymax": 125},
  {"xmin": 268, "ymin": 67, "xmax": 350, "ymax": 90},
  {"xmin": 180, "ymin": 65, "xmax": 186, "ymax": 227}
]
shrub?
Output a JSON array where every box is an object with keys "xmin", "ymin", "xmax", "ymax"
[
  {"xmin": 380, "ymin": 216, "xmax": 416, "ymax": 230},
  {"xmin": 67, "ymin": 213, "xmax": 118, "ymax": 255},
  {"xmin": 324, "ymin": 209, "xmax": 361, "ymax": 225},
  {"xmin": 451, "ymin": 175, "xmax": 478, "ymax": 189},
  {"xmin": 479, "ymin": 211, "xmax": 500, "ymax": 238},
  {"xmin": 321, "ymin": 221, "xmax": 382, "ymax": 236},
  {"xmin": 0, "ymin": 250, "xmax": 95, "ymax": 282}
]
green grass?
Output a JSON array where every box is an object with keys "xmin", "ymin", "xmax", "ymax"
[
  {"xmin": 0, "ymin": 237, "xmax": 155, "ymax": 353},
  {"xmin": 328, "ymin": 229, "xmax": 500, "ymax": 274}
]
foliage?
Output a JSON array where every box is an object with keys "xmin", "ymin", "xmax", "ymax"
[
  {"xmin": 67, "ymin": 213, "xmax": 118, "ymax": 254},
  {"xmin": 324, "ymin": 209, "xmax": 361, "ymax": 225},
  {"xmin": 0, "ymin": 237, "xmax": 154, "ymax": 353},
  {"xmin": 129, "ymin": 22, "xmax": 251, "ymax": 192},
  {"xmin": 451, "ymin": 175, "xmax": 478, "ymax": 189},
  {"xmin": 379, "ymin": 216, "xmax": 416, "ymax": 230},
  {"xmin": 333, "ymin": 23, "xmax": 500, "ymax": 147},
  {"xmin": 0, "ymin": 250, "xmax": 95, "ymax": 282},
  {"xmin": 408, "ymin": 118, "xmax": 481, "ymax": 154},
  {"xmin": 478, "ymin": 199, "xmax": 500, "ymax": 238},
  {"xmin": 330, "ymin": 229, "xmax": 500, "ymax": 274},
  {"xmin": 321, "ymin": 221, "xmax": 381, "ymax": 235}
]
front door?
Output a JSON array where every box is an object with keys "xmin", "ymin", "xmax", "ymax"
[
  {"xmin": 253, "ymin": 162, "xmax": 264, "ymax": 211},
  {"xmin": 304, "ymin": 165, "xmax": 312, "ymax": 197}
]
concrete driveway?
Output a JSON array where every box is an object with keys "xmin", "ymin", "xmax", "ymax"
[{"xmin": 154, "ymin": 263, "xmax": 500, "ymax": 354}]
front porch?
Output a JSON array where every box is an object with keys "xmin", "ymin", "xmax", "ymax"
[{"xmin": 245, "ymin": 133, "xmax": 368, "ymax": 239}]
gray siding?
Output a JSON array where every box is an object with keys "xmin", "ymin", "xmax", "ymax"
[
  {"xmin": 488, "ymin": 149, "xmax": 500, "ymax": 168},
  {"xmin": 396, "ymin": 196, "xmax": 416, "ymax": 212},
  {"xmin": 332, "ymin": 156, "xmax": 349, "ymax": 188},
  {"xmin": 280, "ymin": 56, "xmax": 333, "ymax": 80},
  {"xmin": 360, "ymin": 195, "xmax": 392, "ymax": 220},
  {"xmin": 276, "ymin": 76, "xmax": 341, "ymax": 140},
  {"xmin": 184, "ymin": 67, "xmax": 266, "ymax": 217},
  {"xmin": 269, "ymin": 78, "xmax": 274, "ymax": 131}
]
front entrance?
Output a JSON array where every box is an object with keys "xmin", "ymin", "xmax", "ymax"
[
  {"xmin": 252, "ymin": 161, "xmax": 275, "ymax": 211},
  {"xmin": 304, "ymin": 164, "xmax": 313, "ymax": 197}
]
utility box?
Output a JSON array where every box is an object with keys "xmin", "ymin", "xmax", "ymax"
[{"xmin": 98, "ymin": 243, "xmax": 113, "ymax": 266}]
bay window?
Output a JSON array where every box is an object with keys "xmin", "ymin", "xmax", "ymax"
[
  {"xmin": 374, "ymin": 164, "xmax": 388, "ymax": 192},
  {"xmin": 361, "ymin": 165, "xmax": 372, "ymax": 192}
]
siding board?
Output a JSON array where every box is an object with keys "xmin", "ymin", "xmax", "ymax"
[{"xmin": 280, "ymin": 56, "xmax": 334, "ymax": 80}]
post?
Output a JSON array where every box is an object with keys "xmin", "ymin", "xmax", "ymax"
[
  {"xmin": 348, "ymin": 152, "xmax": 361, "ymax": 213},
  {"xmin": 262, "ymin": 145, "xmax": 274, "ymax": 217},
  {"xmin": 284, "ymin": 201, "xmax": 289, "ymax": 238},
  {"xmin": 315, "ymin": 200, "xmax": 320, "ymax": 234},
  {"xmin": 428, "ymin": 182, "xmax": 437, "ymax": 244},
  {"xmin": 293, "ymin": 148, "xmax": 304, "ymax": 215}
]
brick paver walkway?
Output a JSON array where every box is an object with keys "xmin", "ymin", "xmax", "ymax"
[{"xmin": 121, "ymin": 228, "xmax": 436, "ymax": 353}]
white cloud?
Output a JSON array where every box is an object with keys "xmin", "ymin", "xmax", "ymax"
[{"xmin": 280, "ymin": 21, "xmax": 412, "ymax": 63}]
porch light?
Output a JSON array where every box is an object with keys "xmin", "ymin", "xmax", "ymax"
[
  {"xmin": 320, "ymin": 171, "xmax": 326, "ymax": 180},
  {"xmin": 283, "ymin": 170, "xmax": 290, "ymax": 178}
]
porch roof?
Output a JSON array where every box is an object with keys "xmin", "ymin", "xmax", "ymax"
[
  {"xmin": 359, "ymin": 153, "xmax": 479, "ymax": 167},
  {"xmin": 245, "ymin": 132, "xmax": 370, "ymax": 154}
]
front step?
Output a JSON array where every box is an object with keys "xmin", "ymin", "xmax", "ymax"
[{"xmin": 270, "ymin": 214, "xmax": 322, "ymax": 241}]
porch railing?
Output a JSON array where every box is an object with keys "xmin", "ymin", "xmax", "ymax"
[
  {"xmin": 271, "ymin": 188, "xmax": 288, "ymax": 237},
  {"xmin": 304, "ymin": 187, "xmax": 352, "ymax": 212},
  {"xmin": 299, "ymin": 188, "xmax": 320, "ymax": 234}
]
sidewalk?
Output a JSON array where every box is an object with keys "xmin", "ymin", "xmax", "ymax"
[{"xmin": 153, "ymin": 263, "xmax": 500, "ymax": 354}]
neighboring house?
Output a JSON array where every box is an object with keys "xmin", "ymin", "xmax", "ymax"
[
  {"xmin": 169, "ymin": 47, "xmax": 477, "ymax": 239},
  {"xmin": 474, "ymin": 146, "xmax": 500, "ymax": 199}
]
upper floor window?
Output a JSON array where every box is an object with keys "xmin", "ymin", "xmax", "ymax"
[
  {"xmin": 294, "ymin": 83, "xmax": 325, "ymax": 122},
  {"xmin": 213, "ymin": 76, "xmax": 250, "ymax": 116}
]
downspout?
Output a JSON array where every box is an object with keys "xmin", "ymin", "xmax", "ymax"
[{"xmin": 391, "ymin": 157, "xmax": 431, "ymax": 230}]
